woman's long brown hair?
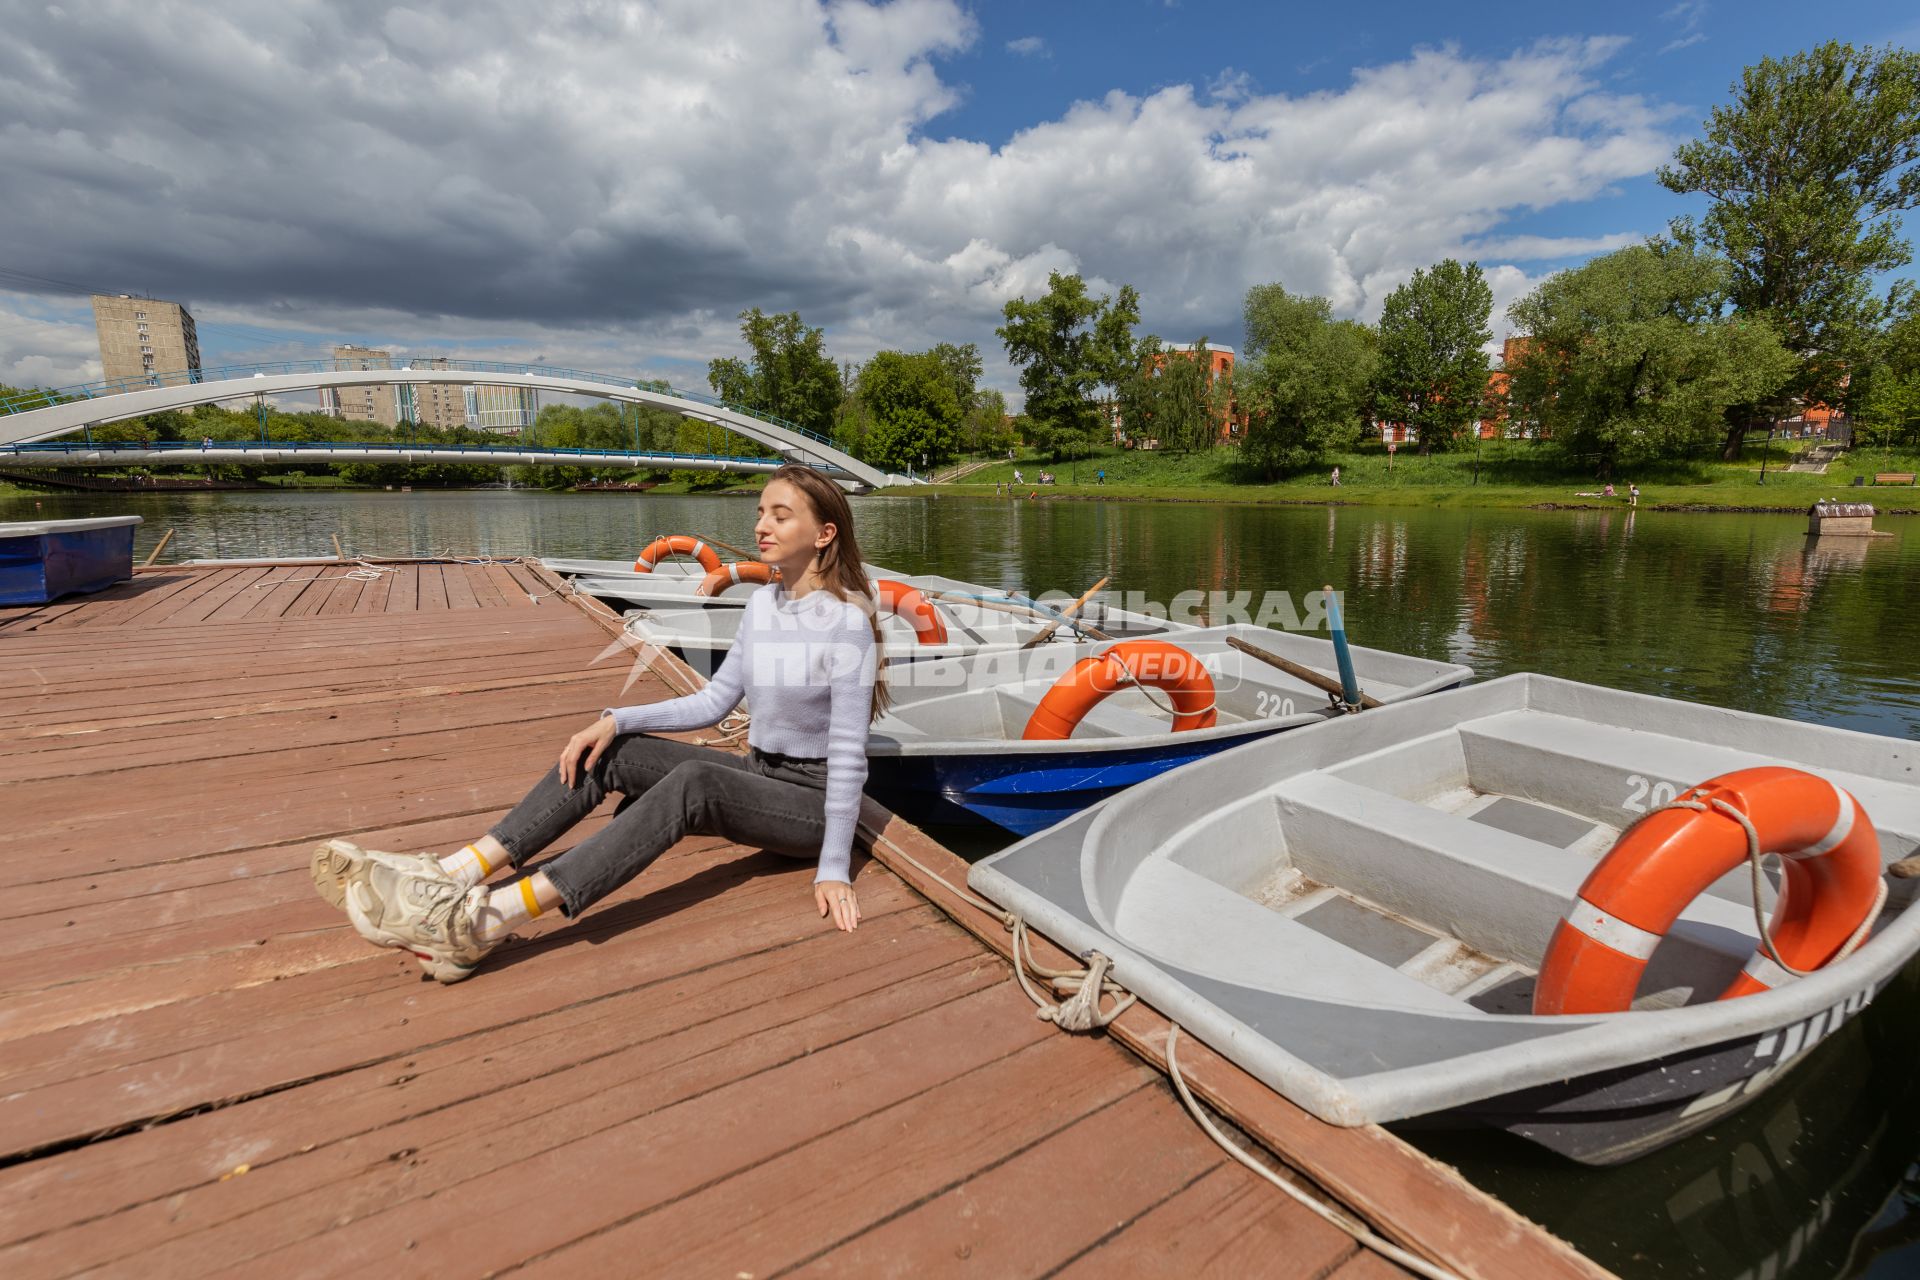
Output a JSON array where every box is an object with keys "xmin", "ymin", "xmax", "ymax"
[{"xmin": 769, "ymin": 464, "xmax": 890, "ymax": 721}]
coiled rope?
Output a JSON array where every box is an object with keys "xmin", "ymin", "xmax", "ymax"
[{"xmin": 1651, "ymin": 795, "xmax": 1888, "ymax": 976}]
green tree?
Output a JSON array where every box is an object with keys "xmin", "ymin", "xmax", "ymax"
[
  {"xmin": 1374, "ymin": 259, "xmax": 1493, "ymax": 452},
  {"xmin": 1238, "ymin": 284, "xmax": 1379, "ymax": 476},
  {"xmin": 1505, "ymin": 241, "xmax": 1797, "ymax": 472},
  {"xmin": 1854, "ymin": 301, "xmax": 1920, "ymax": 447},
  {"xmin": 1116, "ymin": 338, "xmax": 1230, "ymax": 454},
  {"xmin": 706, "ymin": 308, "xmax": 843, "ymax": 435},
  {"xmin": 927, "ymin": 342, "xmax": 982, "ymax": 417},
  {"xmin": 1659, "ymin": 41, "xmax": 1920, "ymax": 455},
  {"xmin": 964, "ymin": 387, "xmax": 1011, "ymax": 455},
  {"xmin": 857, "ymin": 349, "xmax": 963, "ymax": 472},
  {"xmin": 997, "ymin": 272, "xmax": 1141, "ymax": 459}
]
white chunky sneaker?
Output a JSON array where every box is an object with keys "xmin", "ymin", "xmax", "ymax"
[
  {"xmin": 344, "ymin": 862, "xmax": 496, "ymax": 984},
  {"xmin": 310, "ymin": 838, "xmax": 446, "ymax": 910}
]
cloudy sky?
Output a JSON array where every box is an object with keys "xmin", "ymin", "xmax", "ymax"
[{"xmin": 2, "ymin": 0, "xmax": 1916, "ymax": 399}]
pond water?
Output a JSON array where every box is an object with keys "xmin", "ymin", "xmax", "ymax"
[{"xmin": 7, "ymin": 485, "xmax": 1917, "ymax": 1276}]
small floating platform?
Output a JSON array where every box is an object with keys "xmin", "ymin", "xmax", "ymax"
[{"xmin": 0, "ymin": 557, "xmax": 1612, "ymax": 1278}]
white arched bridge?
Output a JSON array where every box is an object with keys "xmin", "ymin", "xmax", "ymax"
[{"xmin": 0, "ymin": 360, "xmax": 912, "ymax": 489}]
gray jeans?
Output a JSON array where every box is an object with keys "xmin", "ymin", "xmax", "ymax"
[{"xmin": 488, "ymin": 734, "xmax": 829, "ymax": 917}]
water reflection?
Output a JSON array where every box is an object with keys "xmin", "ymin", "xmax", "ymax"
[
  {"xmin": 1408, "ymin": 966, "xmax": 1920, "ymax": 1279},
  {"xmin": 7, "ymin": 489, "xmax": 1912, "ymax": 738}
]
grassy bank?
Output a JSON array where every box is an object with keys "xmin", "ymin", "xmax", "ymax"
[{"xmin": 927, "ymin": 441, "xmax": 1920, "ymax": 513}]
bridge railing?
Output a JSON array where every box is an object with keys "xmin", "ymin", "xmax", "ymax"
[
  {"xmin": 0, "ymin": 359, "xmax": 845, "ymax": 453},
  {"xmin": 0, "ymin": 439, "xmax": 794, "ymax": 466}
]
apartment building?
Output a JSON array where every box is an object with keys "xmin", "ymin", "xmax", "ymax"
[
  {"xmin": 465, "ymin": 384, "xmax": 540, "ymax": 434},
  {"xmin": 91, "ymin": 294, "xmax": 201, "ymax": 388},
  {"xmin": 395, "ymin": 357, "xmax": 468, "ymax": 431},
  {"xmin": 320, "ymin": 346, "xmax": 477, "ymax": 430},
  {"xmin": 320, "ymin": 345, "xmax": 400, "ymax": 425}
]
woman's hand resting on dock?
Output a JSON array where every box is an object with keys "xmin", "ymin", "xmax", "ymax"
[
  {"xmin": 560, "ymin": 715, "xmax": 618, "ymax": 788},
  {"xmin": 816, "ymin": 880, "xmax": 861, "ymax": 933}
]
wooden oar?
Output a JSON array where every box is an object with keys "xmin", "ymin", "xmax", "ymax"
[
  {"xmin": 331, "ymin": 532, "xmax": 345, "ymax": 561},
  {"xmin": 1227, "ymin": 635, "xmax": 1384, "ymax": 710},
  {"xmin": 693, "ymin": 533, "xmax": 760, "ymax": 561},
  {"xmin": 141, "ymin": 528, "xmax": 175, "ymax": 567},
  {"xmin": 921, "ymin": 589, "xmax": 1113, "ymax": 641},
  {"xmin": 1021, "ymin": 576, "xmax": 1110, "ymax": 649}
]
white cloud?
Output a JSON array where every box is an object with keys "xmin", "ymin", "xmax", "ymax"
[
  {"xmin": 0, "ymin": 4, "xmax": 1678, "ymax": 399},
  {"xmin": 1006, "ymin": 35, "xmax": 1047, "ymax": 57},
  {"xmin": 1463, "ymin": 232, "xmax": 1643, "ymax": 261},
  {"xmin": 1205, "ymin": 67, "xmax": 1255, "ymax": 104},
  {"xmin": 0, "ymin": 293, "xmax": 101, "ymax": 389},
  {"xmin": 1660, "ymin": 1, "xmax": 1708, "ymax": 55}
]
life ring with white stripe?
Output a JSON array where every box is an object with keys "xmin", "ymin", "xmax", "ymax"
[
  {"xmin": 1022, "ymin": 640, "xmax": 1217, "ymax": 740},
  {"xmin": 633, "ymin": 535, "xmax": 722, "ymax": 574},
  {"xmin": 874, "ymin": 579, "xmax": 948, "ymax": 645},
  {"xmin": 694, "ymin": 561, "xmax": 779, "ymax": 596},
  {"xmin": 1532, "ymin": 766, "xmax": 1884, "ymax": 1015}
]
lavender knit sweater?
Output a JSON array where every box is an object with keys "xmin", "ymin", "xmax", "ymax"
[{"xmin": 604, "ymin": 585, "xmax": 877, "ymax": 884}]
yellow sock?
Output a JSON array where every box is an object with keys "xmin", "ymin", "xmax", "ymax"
[
  {"xmin": 473, "ymin": 877, "xmax": 546, "ymax": 944},
  {"xmin": 438, "ymin": 843, "xmax": 493, "ymax": 888}
]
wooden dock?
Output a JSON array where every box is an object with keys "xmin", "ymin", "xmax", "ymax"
[{"xmin": 0, "ymin": 559, "xmax": 1612, "ymax": 1279}]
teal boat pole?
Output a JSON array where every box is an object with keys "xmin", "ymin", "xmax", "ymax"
[{"xmin": 1324, "ymin": 583, "xmax": 1362, "ymax": 712}]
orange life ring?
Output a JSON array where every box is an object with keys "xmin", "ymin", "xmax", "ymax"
[
  {"xmin": 694, "ymin": 561, "xmax": 779, "ymax": 596},
  {"xmin": 874, "ymin": 579, "xmax": 948, "ymax": 645},
  {"xmin": 1022, "ymin": 640, "xmax": 1217, "ymax": 741},
  {"xmin": 632, "ymin": 535, "xmax": 722, "ymax": 574},
  {"xmin": 1533, "ymin": 766, "xmax": 1883, "ymax": 1015}
]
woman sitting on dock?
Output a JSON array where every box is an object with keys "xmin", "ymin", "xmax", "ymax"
[{"xmin": 310, "ymin": 464, "xmax": 884, "ymax": 982}]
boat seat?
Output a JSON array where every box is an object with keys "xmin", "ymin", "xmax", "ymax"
[
  {"xmin": 1458, "ymin": 710, "xmax": 1920, "ymax": 862},
  {"xmin": 1261, "ymin": 772, "xmax": 1761, "ymax": 987},
  {"xmin": 1114, "ymin": 856, "xmax": 1475, "ymax": 1015}
]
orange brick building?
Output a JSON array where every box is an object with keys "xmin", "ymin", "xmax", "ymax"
[
  {"xmin": 1145, "ymin": 343, "xmax": 1240, "ymax": 441},
  {"xmin": 1373, "ymin": 338, "xmax": 1525, "ymax": 444}
]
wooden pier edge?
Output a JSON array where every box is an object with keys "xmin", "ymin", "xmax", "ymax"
[
  {"xmin": 853, "ymin": 812, "xmax": 1614, "ymax": 1280},
  {"xmin": 535, "ymin": 562, "xmax": 1617, "ymax": 1280}
]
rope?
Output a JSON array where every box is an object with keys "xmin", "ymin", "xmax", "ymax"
[
  {"xmin": 248, "ymin": 559, "xmax": 398, "ymax": 589},
  {"xmin": 863, "ymin": 827, "xmax": 1132, "ymax": 1028},
  {"xmin": 606, "ymin": 579, "xmax": 1451, "ymax": 1274},
  {"xmin": 429, "ymin": 547, "xmax": 509, "ymax": 565},
  {"xmin": 612, "ymin": 612, "xmax": 747, "ymax": 741},
  {"xmin": 694, "ymin": 709, "xmax": 753, "ymax": 747},
  {"xmin": 1165, "ymin": 1026, "xmax": 1466, "ymax": 1280},
  {"xmin": 850, "ymin": 821, "xmax": 1467, "ymax": 1276},
  {"xmin": 1111, "ymin": 663, "xmax": 1218, "ymax": 724},
  {"xmin": 523, "ymin": 571, "xmax": 580, "ymax": 606},
  {"xmin": 1008, "ymin": 917, "xmax": 1136, "ymax": 1030},
  {"xmin": 1652, "ymin": 796, "xmax": 1889, "ymax": 976}
]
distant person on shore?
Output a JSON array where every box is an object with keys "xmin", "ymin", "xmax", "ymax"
[
  {"xmin": 1013, "ymin": 468, "xmax": 1023, "ymax": 485},
  {"xmin": 1603, "ymin": 483, "xmax": 1615, "ymax": 497},
  {"xmin": 1096, "ymin": 468, "xmax": 1105, "ymax": 484},
  {"xmin": 311, "ymin": 464, "xmax": 883, "ymax": 982},
  {"xmin": 1630, "ymin": 483, "xmax": 1640, "ymax": 507},
  {"xmin": 1330, "ymin": 466, "xmax": 1341, "ymax": 487}
]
